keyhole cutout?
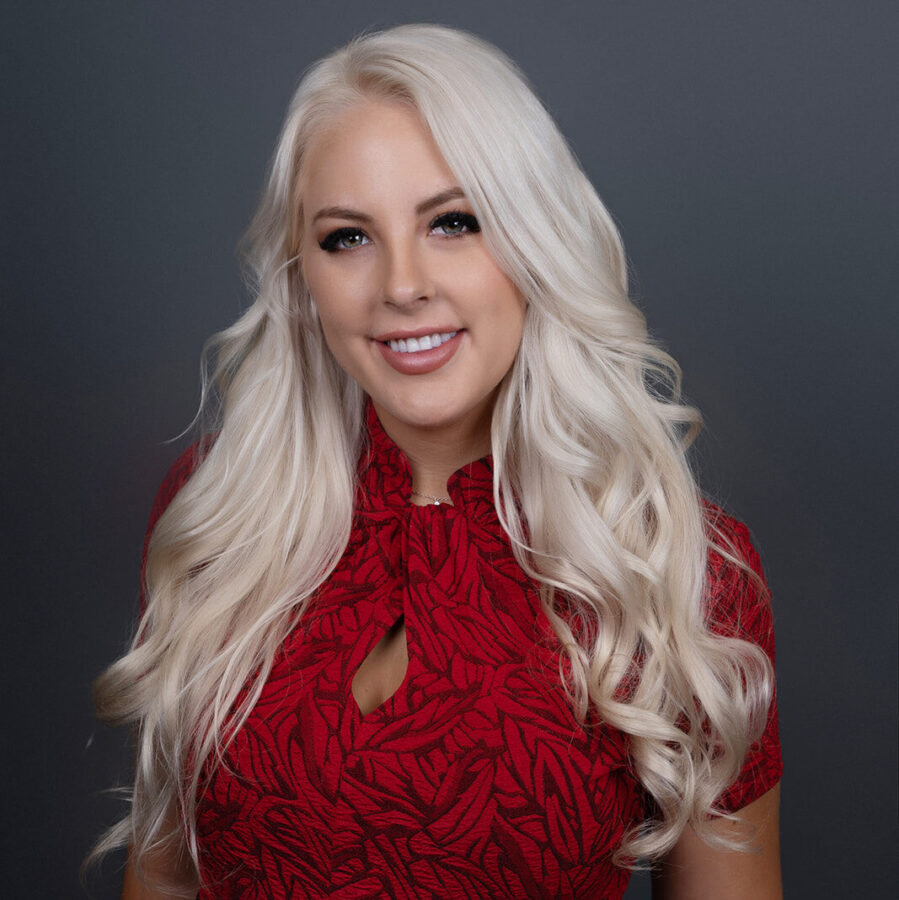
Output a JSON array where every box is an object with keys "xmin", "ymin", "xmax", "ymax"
[{"xmin": 351, "ymin": 615, "xmax": 409, "ymax": 716}]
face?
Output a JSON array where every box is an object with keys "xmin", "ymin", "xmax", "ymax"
[{"xmin": 300, "ymin": 100, "xmax": 526, "ymax": 447}]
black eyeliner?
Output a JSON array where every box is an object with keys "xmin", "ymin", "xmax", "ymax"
[
  {"xmin": 430, "ymin": 211, "xmax": 481, "ymax": 233},
  {"xmin": 318, "ymin": 227, "xmax": 366, "ymax": 252}
]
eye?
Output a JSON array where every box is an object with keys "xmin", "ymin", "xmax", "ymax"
[
  {"xmin": 429, "ymin": 211, "xmax": 481, "ymax": 237},
  {"xmin": 318, "ymin": 228, "xmax": 371, "ymax": 253}
]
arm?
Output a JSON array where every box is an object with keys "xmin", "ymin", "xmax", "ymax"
[
  {"xmin": 125, "ymin": 447, "xmax": 206, "ymax": 899},
  {"xmin": 652, "ymin": 783, "xmax": 782, "ymax": 900},
  {"xmin": 121, "ymin": 842, "xmax": 200, "ymax": 900}
]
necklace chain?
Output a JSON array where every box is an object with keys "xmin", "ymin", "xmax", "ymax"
[{"xmin": 411, "ymin": 488, "xmax": 452, "ymax": 506}]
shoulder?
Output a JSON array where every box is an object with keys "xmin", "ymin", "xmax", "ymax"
[
  {"xmin": 138, "ymin": 438, "xmax": 211, "ymax": 613},
  {"xmin": 701, "ymin": 501, "xmax": 774, "ymax": 655},
  {"xmin": 140, "ymin": 438, "xmax": 211, "ymax": 587},
  {"xmin": 703, "ymin": 502, "xmax": 765, "ymax": 581},
  {"xmin": 145, "ymin": 439, "xmax": 207, "ymax": 540},
  {"xmin": 699, "ymin": 506, "xmax": 782, "ymax": 814}
]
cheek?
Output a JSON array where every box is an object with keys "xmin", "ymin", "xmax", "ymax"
[
  {"xmin": 315, "ymin": 307, "xmax": 364, "ymax": 378},
  {"xmin": 303, "ymin": 256, "xmax": 333, "ymax": 310},
  {"xmin": 304, "ymin": 261, "xmax": 360, "ymax": 334},
  {"xmin": 315, "ymin": 314, "xmax": 373, "ymax": 391},
  {"xmin": 300, "ymin": 262, "xmax": 356, "ymax": 371},
  {"xmin": 495, "ymin": 311, "xmax": 526, "ymax": 375},
  {"xmin": 481, "ymin": 274, "xmax": 527, "ymax": 351}
]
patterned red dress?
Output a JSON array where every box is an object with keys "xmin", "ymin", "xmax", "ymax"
[{"xmin": 143, "ymin": 406, "xmax": 781, "ymax": 899}]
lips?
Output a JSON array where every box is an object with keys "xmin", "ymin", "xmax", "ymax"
[
  {"xmin": 386, "ymin": 330, "xmax": 457, "ymax": 353},
  {"xmin": 374, "ymin": 329, "xmax": 464, "ymax": 375}
]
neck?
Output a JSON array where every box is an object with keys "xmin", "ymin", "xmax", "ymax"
[{"xmin": 373, "ymin": 400, "xmax": 493, "ymax": 502}]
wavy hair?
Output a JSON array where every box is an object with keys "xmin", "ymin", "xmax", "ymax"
[{"xmin": 92, "ymin": 23, "xmax": 773, "ymax": 889}]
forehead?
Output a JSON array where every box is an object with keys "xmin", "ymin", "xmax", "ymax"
[{"xmin": 300, "ymin": 100, "xmax": 459, "ymax": 213}]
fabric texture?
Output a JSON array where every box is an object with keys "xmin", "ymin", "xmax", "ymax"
[{"xmin": 141, "ymin": 405, "xmax": 781, "ymax": 899}]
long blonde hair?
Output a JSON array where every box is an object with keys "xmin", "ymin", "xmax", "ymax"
[{"xmin": 93, "ymin": 23, "xmax": 773, "ymax": 887}]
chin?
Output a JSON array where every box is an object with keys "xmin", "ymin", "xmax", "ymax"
[
  {"xmin": 377, "ymin": 387, "xmax": 496, "ymax": 435},
  {"xmin": 385, "ymin": 401, "xmax": 460, "ymax": 431}
]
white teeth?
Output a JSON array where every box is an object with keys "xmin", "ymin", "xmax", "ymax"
[{"xmin": 387, "ymin": 331, "xmax": 457, "ymax": 353}]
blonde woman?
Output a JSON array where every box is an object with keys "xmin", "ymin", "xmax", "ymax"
[{"xmin": 95, "ymin": 24, "xmax": 782, "ymax": 899}]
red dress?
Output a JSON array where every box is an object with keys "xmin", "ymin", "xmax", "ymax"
[{"xmin": 143, "ymin": 407, "xmax": 781, "ymax": 899}]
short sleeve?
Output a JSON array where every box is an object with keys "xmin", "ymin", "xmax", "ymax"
[
  {"xmin": 139, "ymin": 441, "xmax": 204, "ymax": 615},
  {"xmin": 703, "ymin": 507, "xmax": 783, "ymax": 812}
]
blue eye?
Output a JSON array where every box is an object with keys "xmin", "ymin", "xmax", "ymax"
[
  {"xmin": 319, "ymin": 228, "xmax": 370, "ymax": 252},
  {"xmin": 430, "ymin": 211, "xmax": 480, "ymax": 236}
]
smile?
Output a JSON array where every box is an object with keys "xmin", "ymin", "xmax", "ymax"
[
  {"xmin": 386, "ymin": 331, "xmax": 458, "ymax": 353},
  {"xmin": 376, "ymin": 329, "xmax": 464, "ymax": 375}
]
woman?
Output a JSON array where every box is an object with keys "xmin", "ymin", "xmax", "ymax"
[{"xmin": 95, "ymin": 24, "xmax": 782, "ymax": 899}]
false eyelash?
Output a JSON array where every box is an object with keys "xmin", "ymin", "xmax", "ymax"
[
  {"xmin": 318, "ymin": 227, "xmax": 368, "ymax": 252},
  {"xmin": 430, "ymin": 211, "xmax": 481, "ymax": 234},
  {"xmin": 318, "ymin": 212, "xmax": 481, "ymax": 253}
]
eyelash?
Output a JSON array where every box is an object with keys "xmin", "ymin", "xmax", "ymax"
[{"xmin": 318, "ymin": 211, "xmax": 481, "ymax": 253}]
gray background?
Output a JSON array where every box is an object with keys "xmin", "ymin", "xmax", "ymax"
[{"xmin": 2, "ymin": 1, "xmax": 896, "ymax": 897}]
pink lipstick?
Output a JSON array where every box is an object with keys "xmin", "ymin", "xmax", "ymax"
[{"xmin": 375, "ymin": 329, "xmax": 464, "ymax": 375}]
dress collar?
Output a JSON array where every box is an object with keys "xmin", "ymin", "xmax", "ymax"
[{"xmin": 357, "ymin": 401, "xmax": 497, "ymax": 524}]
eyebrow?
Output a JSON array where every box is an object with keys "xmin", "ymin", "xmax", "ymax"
[{"xmin": 311, "ymin": 187, "xmax": 467, "ymax": 225}]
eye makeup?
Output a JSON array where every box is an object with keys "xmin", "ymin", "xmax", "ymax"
[
  {"xmin": 428, "ymin": 211, "xmax": 480, "ymax": 236},
  {"xmin": 318, "ymin": 210, "xmax": 481, "ymax": 253},
  {"xmin": 318, "ymin": 228, "xmax": 370, "ymax": 252}
]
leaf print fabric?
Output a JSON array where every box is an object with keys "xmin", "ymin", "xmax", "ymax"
[{"xmin": 141, "ymin": 404, "xmax": 781, "ymax": 899}]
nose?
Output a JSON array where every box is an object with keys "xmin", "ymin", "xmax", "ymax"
[{"xmin": 380, "ymin": 236, "xmax": 432, "ymax": 310}]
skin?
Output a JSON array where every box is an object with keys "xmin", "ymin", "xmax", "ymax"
[
  {"xmin": 300, "ymin": 100, "xmax": 527, "ymax": 502},
  {"xmin": 300, "ymin": 97, "xmax": 525, "ymax": 725},
  {"xmin": 121, "ymin": 99, "xmax": 782, "ymax": 898},
  {"xmin": 653, "ymin": 784, "xmax": 782, "ymax": 899},
  {"xmin": 121, "ymin": 836, "xmax": 199, "ymax": 899}
]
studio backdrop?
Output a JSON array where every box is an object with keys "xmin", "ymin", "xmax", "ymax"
[{"xmin": 1, "ymin": 1, "xmax": 895, "ymax": 897}]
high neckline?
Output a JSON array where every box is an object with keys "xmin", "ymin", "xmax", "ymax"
[{"xmin": 357, "ymin": 400, "xmax": 497, "ymax": 523}]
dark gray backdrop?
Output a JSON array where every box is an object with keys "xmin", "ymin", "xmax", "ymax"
[{"xmin": 2, "ymin": 1, "xmax": 896, "ymax": 897}]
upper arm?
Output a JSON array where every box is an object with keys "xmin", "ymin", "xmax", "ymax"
[
  {"xmin": 121, "ymin": 851, "xmax": 199, "ymax": 900},
  {"xmin": 120, "ymin": 803, "xmax": 200, "ymax": 900},
  {"xmin": 653, "ymin": 511, "xmax": 784, "ymax": 898},
  {"xmin": 705, "ymin": 511, "xmax": 783, "ymax": 813},
  {"xmin": 126, "ymin": 446, "xmax": 206, "ymax": 898},
  {"xmin": 652, "ymin": 783, "xmax": 782, "ymax": 900}
]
